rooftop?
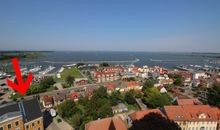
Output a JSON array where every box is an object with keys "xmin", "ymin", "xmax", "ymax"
[{"xmin": 85, "ymin": 116, "xmax": 127, "ymax": 130}]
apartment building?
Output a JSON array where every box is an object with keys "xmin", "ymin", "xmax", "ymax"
[
  {"xmin": 0, "ymin": 98, "xmax": 44, "ymax": 130},
  {"xmin": 164, "ymin": 105, "xmax": 220, "ymax": 130}
]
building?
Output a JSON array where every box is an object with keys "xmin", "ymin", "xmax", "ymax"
[
  {"xmin": 128, "ymin": 109, "xmax": 164, "ymax": 126},
  {"xmin": 177, "ymin": 98, "xmax": 201, "ymax": 105},
  {"xmin": 85, "ymin": 116, "xmax": 127, "ymax": 130},
  {"xmin": 42, "ymin": 95, "xmax": 54, "ymax": 108},
  {"xmin": 112, "ymin": 103, "xmax": 128, "ymax": 114},
  {"xmin": 164, "ymin": 105, "xmax": 220, "ymax": 130},
  {"xmin": 94, "ymin": 71, "xmax": 119, "ymax": 83},
  {"xmin": 68, "ymin": 92, "xmax": 80, "ymax": 101},
  {"xmin": 53, "ymin": 91, "xmax": 68, "ymax": 105},
  {"xmin": 0, "ymin": 98, "xmax": 44, "ymax": 130},
  {"xmin": 157, "ymin": 86, "xmax": 167, "ymax": 93},
  {"xmin": 106, "ymin": 83, "xmax": 117, "ymax": 94},
  {"xmin": 102, "ymin": 66, "xmax": 125, "ymax": 72},
  {"xmin": 74, "ymin": 78, "xmax": 88, "ymax": 86},
  {"xmin": 122, "ymin": 81, "xmax": 142, "ymax": 92}
]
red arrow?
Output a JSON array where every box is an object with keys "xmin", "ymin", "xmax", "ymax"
[{"xmin": 7, "ymin": 58, "xmax": 33, "ymax": 95}]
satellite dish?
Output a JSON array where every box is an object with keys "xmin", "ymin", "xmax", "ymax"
[{"xmin": 50, "ymin": 109, "xmax": 56, "ymax": 117}]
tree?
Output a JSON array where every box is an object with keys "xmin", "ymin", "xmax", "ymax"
[
  {"xmin": 142, "ymin": 87, "xmax": 170, "ymax": 108},
  {"xmin": 142, "ymin": 79, "xmax": 154, "ymax": 91},
  {"xmin": 207, "ymin": 83, "xmax": 220, "ymax": 107},
  {"xmin": 124, "ymin": 91, "xmax": 136, "ymax": 104},
  {"xmin": 70, "ymin": 114, "xmax": 83, "ymax": 128},
  {"xmin": 66, "ymin": 75, "xmax": 75, "ymax": 86},
  {"xmin": 85, "ymin": 86, "xmax": 112, "ymax": 120},
  {"xmin": 173, "ymin": 78, "xmax": 182, "ymax": 86},
  {"xmin": 99, "ymin": 62, "xmax": 110, "ymax": 67},
  {"xmin": 39, "ymin": 76, "xmax": 55, "ymax": 89},
  {"xmin": 57, "ymin": 100, "xmax": 78, "ymax": 118},
  {"xmin": 110, "ymin": 91, "xmax": 123, "ymax": 106},
  {"xmin": 129, "ymin": 112, "xmax": 181, "ymax": 130}
]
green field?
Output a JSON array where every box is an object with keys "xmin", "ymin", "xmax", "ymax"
[{"xmin": 60, "ymin": 67, "xmax": 83, "ymax": 80}]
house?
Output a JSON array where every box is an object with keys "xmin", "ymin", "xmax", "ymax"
[
  {"xmin": 164, "ymin": 105, "xmax": 220, "ymax": 130},
  {"xmin": 121, "ymin": 72, "xmax": 136, "ymax": 79},
  {"xmin": 194, "ymin": 72, "xmax": 210, "ymax": 80},
  {"xmin": 94, "ymin": 71, "xmax": 119, "ymax": 83},
  {"xmin": 74, "ymin": 78, "xmax": 88, "ymax": 86},
  {"xmin": 106, "ymin": 83, "xmax": 117, "ymax": 94},
  {"xmin": 0, "ymin": 98, "xmax": 44, "ymax": 130},
  {"xmin": 128, "ymin": 109, "xmax": 164, "ymax": 126},
  {"xmin": 152, "ymin": 66, "xmax": 168, "ymax": 75},
  {"xmin": 42, "ymin": 95, "xmax": 54, "ymax": 108},
  {"xmin": 54, "ymin": 91, "xmax": 68, "ymax": 105},
  {"xmin": 122, "ymin": 81, "xmax": 142, "ymax": 92},
  {"xmin": 177, "ymin": 98, "xmax": 201, "ymax": 105},
  {"xmin": 85, "ymin": 116, "xmax": 127, "ymax": 130},
  {"xmin": 102, "ymin": 66, "xmax": 125, "ymax": 72},
  {"xmin": 84, "ymin": 86, "xmax": 100, "ymax": 98},
  {"xmin": 157, "ymin": 86, "xmax": 167, "ymax": 93},
  {"xmin": 112, "ymin": 103, "xmax": 128, "ymax": 114},
  {"xmin": 68, "ymin": 92, "xmax": 80, "ymax": 101}
]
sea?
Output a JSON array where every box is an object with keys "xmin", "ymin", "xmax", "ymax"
[{"xmin": 1, "ymin": 51, "xmax": 220, "ymax": 71}]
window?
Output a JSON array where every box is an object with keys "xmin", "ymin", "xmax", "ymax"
[
  {"xmin": 8, "ymin": 124, "xmax": 12, "ymax": 129},
  {"xmin": 15, "ymin": 121, "xmax": 19, "ymax": 126},
  {"xmin": 0, "ymin": 127, "xmax": 3, "ymax": 130},
  {"xmin": 32, "ymin": 123, "xmax": 35, "ymax": 127},
  {"xmin": 38, "ymin": 127, "xmax": 41, "ymax": 130},
  {"xmin": 37, "ymin": 120, "xmax": 40, "ymax": 124},
  {"xmin": 26, "ymin": 125, "xmax": 29, "ymax": 130}
]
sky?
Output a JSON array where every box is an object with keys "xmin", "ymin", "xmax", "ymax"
[{"xmin": 0, "ymin": 0, "xmax": 220, "ymax": 52}]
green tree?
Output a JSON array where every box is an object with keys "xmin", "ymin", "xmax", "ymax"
[
  {"xmin": 207, "ymin": 83, "xmax": 220, "ymax": 107},
  {"xmin": 57, "ymin": 100, "xmax": 78, "ymax": 118},
  {"xmin": 70, "ymin": 114, "xmax": 83, "ymax": 128},
  {"xmin": 129, "ymin": 112, "xmax": 181, "ymax": 130},
  {"xmin": 39, "ymin": 76, "xmax": 55, "ymax": 89},
  {"xmin": 110, "ymin": 91, "xmax": 123, "ymax": 106},
  {"xmin": 142, "ymin": 87, "xmax": 170, "ymax": 108},
  {"xmin": 99, "ymin": 62, "xmax": 110, "ymax": 67},
  {"xmin": 142, "ymin": 79, "xmax": 154, "ymax": 91},
  {"xmin": 66, "ymin": 75, "xmax": 75, "ymax": 86},
  {"xmin": 173, "ymin": 78, "xmax": 183, "ymax": 86},
  {"xmin": 124, "ymin": 91, "xmax": 136, "ymax": 104}
]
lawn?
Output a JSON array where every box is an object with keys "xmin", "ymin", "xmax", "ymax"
[
  {"xmin": 60, "ymin": 67, "xmax": 83, "ymax": 80},
  {"xmin": 126, "ymin": 103, "xmax": 140, "ymax": 111}
]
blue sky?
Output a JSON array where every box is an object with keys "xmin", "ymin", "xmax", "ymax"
[{"xmin": 0, "ymin": 0, "xmax": 220, "ymax": 52}]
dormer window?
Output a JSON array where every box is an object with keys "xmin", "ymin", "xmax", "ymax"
[{"xmin": 198, "ymin": 113, "xmax": 206, "ymax": 119}]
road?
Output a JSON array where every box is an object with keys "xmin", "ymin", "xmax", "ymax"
[{"xmin": 136, "ymin": 98, "xmax": 147, "ymax": 110}]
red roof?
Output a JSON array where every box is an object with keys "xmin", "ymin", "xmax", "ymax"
[
  {"xmin": 164, "ymin": 105, "xmax": 220, "ymax": 122},
  {"xmin": 85, "ymin": 117, "xmax": 127, "ymax": 130},
  {"xmin": 42, "ymin": 95, "xmax": 53, "ymax": 104},
  {"xmin": 174, "ymin": 72, "xmax": 192, "ymax": 79},
  {"xmin": 106, "ymin": 83, "xmax": 117, "ymax": 90},
  {"xmin": 95, "ymin": 71, "xmax": 116, "ymax": 76},
  {"xmin": 129, "ymin": 109, "xmax": 164, "ymax": 121},
  {"xmin": 69, "ymin": 92, "xmax": 79, "ymax": 100},
  {"xmin": 127, "ymin": 81, "xmax": 139, "ymax": 87},
  {"xmin": 131, "ymin": 67, "xmax": 140, "ymax": 72},
  {"xmin": 177, "ymin": 98, "xmax": 201, "ymax": 105}
]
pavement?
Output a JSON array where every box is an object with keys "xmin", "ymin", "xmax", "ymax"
[{"xmin": 136, "ymin": 98, "xmax": 147, "ymax": 110}]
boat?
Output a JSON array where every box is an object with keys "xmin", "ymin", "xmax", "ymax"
[
  {"xmin": 39, "ymin": 66, "xmax": 55, "ymax": 75},
  {"xmin": 29, "ymin": 66, "xmax": 42, "ymax": 73},
  {"xmin": 175, "ymin": 65, "xmax": 190, "ymax": 71}
]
